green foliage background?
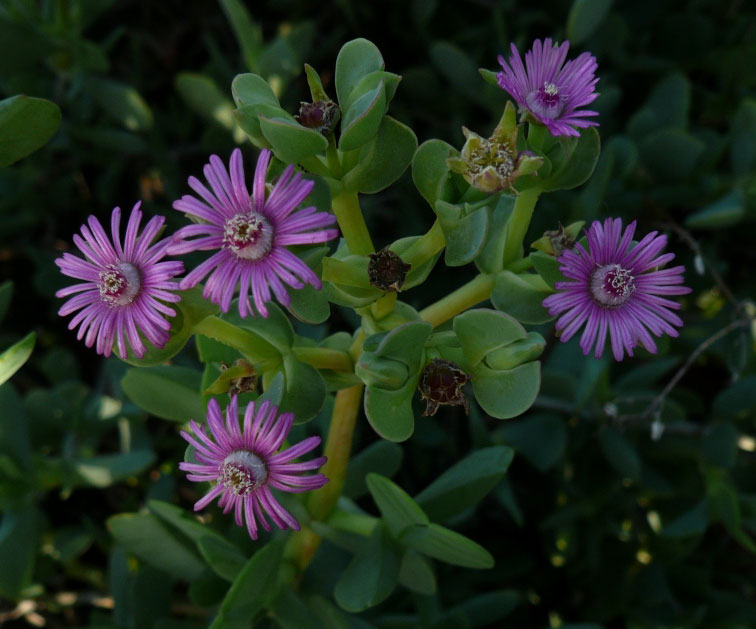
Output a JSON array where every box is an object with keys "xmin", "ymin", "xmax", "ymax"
[{"xmin": 1, "ymin": 0, "xmax": 755, "ymax": 627}]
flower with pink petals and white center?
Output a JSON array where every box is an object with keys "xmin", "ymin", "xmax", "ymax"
[
  {"xmin": 542, "ymin": 218, "xmax": 692, "ymax": 361},
  {"xmin": 168, "ymin": 148, "xmax": 339, "ymax": 317},
  {"xmin": 179, "ymin": 396, "xmax": 328, "ymax": 540}
]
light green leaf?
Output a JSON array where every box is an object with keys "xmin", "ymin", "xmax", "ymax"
[
  {"xmin": 121, "ymin": 365, "xmax": 204, "ymax": 422},
  {"xmin": 415, "ymin": 446, "xmax": 514, "ymax": 521},
  {"xmin": 334, "ymin": 38, "xmax": 385, "ymax": 107},
  {"xmin": 0, "ymin": 95, "xmax": 61, "ymax": 167},
  {"xmin": 0, "ymin": 332, "xmax": 35, "ymax": 386}
]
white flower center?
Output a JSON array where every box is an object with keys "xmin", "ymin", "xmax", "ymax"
[
  {"xmin": 223, "ymin": 212, "xmax": 274, "ymax": 261},
  {"xmin": 590, "ymin": 264, "xmax": 636, "ymax": 308},
  {"xmin": 98, "ymin": 262, "xmax": 141, "ymax": 306},
  {"xmin": 220, "ymin": 450, "xmax": 268, "ymax": 495},
  {"xmin": 526, "ymin": 82, "xmax": 565, "ymax": 119}
]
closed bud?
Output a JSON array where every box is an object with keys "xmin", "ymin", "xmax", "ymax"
[{"xmin": 295, "ymin": 100, "xmax": 340, "ymax": 136}]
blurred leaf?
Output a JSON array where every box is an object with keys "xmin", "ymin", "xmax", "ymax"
[
  {"xmin": 367, "ymin": 473, "xmax": 429, "ymax": 538},
  {"xmin": 212, "ymin": 541, "xmax": 284, "ymax": 628},
  {"xmin": 639, "ymin": 129, "xmax": 704, "ymax": 180},
  {"xmin": 685, "ymin": 190, "xmax": 745, "ymax": 230},
  {"xmin": 628, "ymin": 73, "xmax": 691, "ymax": 136},
  {"xmin": 0, "ymin": 281, "xmax": 12, "ymax": 325},
  {"xmin": 400, "ymin": 523, "xmax": 494, "ymax": 569},
  {"xmin": 661, "ymin": 501, "xmax": 709, "ymax": 538},
  {"xmin": 343, "ymin": 441, "xmax": 403, "ymax": 499},
  {"xmin": 108, "ymin": 513, "xmax": 206, "ymax": 580},
  {"xmin": 449, "ymin": 590, "xmax": 520, "ymax": 626},
  {"xmin": 71, "ymin": 450, "xmax": 155, "ymax": 488},
  {"xmin": 280, "ymin": 353, "xmax": 326, "ymax": 423},
  {"xmin": 398, "ymin": 550, "xmax": 436, "ymax": 595},
  {"xmin": 0, "ymin": 331, "xmax": 35, "ymax": 386},
  {"xmin": 121, "ymin": 365, "xmax": 204, "ymax": 422},
  {"xmin": 219, "ymin": 0, "xmax": 262, "ymax": 72},
  {"xmin": 334, "ymin": 524, "xmax": 400, "ymax": 612},
  {"xmin": 598, "ymin": 427, "xmax": 641, "ymax": 481},
  {"xmin": 197, "ymin": 536, "xmax": 247, "ymax": 582},
  {"xmin": 90, "ymin": 78, "xmax": 153, "ymax": 131},
  {"xmin": 713, "ymin": 375, "xmax": 756, "ymax": 420},
  {"xmin": 270, "ymin": 588, "xmax": 325, "ymax": 629},
  {"xmin": 731, "ymin": 99, "xmax": 756, "ymax": 176},
  {"xmin": 496, "ymin": 414, "xmax": 566, "ymax": 472},
  {"xmin": 0, "ymin": 506, "xmax": 41, "ymax": 598},
  {"xmin": 0, "ymin": 95, "xmax": 61, "ymax": 167},
  {"xmin": 702, "ymin": 422, "xmax": 739, "ymax": 468},
  {"xmin": 567, "ymin": 0, "xmax": 614, "ymax": 44},
  {"xmin": 415, "ymin": 446, "xmax": 514, "ymax": 521},
  {"xmin": 176, "ymin": 73, "xmax": 242, "ymax": 140}
]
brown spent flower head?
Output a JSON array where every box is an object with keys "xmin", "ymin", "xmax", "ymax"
[
  {"xmin": 531, "ymin": 221, "xmax": 585, "ymax": 257},
  {"xmin": 221, "ymin": 359, "xmax": 259, "ymax": 396},
  {"xmin": 418, "ymin": 358, "xmax": 470, "ymax": 416},
  {"xmin": 295, "ymin": 100, "xmax": 340, "ymax": 136},
  {"xmin": 368, "ymin": 247, "xmax": 412, "ymax": 292}
]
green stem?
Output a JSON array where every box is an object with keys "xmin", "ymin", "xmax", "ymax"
[
  {"xmin": 193, "ymin": 316, "xmax": 279, "ymax": 362},
  {"xmin": 325, "ymin": 137, "xmax": 341, "ymax": 178},
  {"xmin": 527, "ymin": 121, "xmax": 549, "ymax": 152},
  {"xmin": 419, "ymin": 273, "xmax": 496, "ymax": 328},
  {"xmin": 331, "ymin": 190, "xmax": 374, "ymax": 255},
  {"xmin": 371, "ymin": 292, "xmax": 397, "ymax": 320},
  {"xmin": 293, "ymin": 383, "xmax": 364, "ymax": 570},
  {"xmin": 400, "ymin": 220, "xmax": 446, "ymax": 270},
  {"xmin": 507, "ymin": 256, "xmax": 534, "ymax": 274},
  {"xmin": 292, "ymin": 346, "xmax": 353, "ymax": 372},
  {"xmin": 501, "ymin": 188, "xmax": 540, "ymax": 267}
]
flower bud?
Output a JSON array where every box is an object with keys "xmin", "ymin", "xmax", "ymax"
[
  {"xmin": 368, "ymin": 247, "xmax": 411, "ymax": 292},
  {"xmin": 447, "ymin": 101, "xmax": 542, "ymax": 193},
  {"xmin": 295, "ymin": 100, "xmax": 340, "ymax": 136},
  {"xmin": 418, "ymin": 358, "xmax": 470, "ymax": 416}
]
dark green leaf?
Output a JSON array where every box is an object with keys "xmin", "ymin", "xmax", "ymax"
[
  {"xmin": 343, "ymin": 441, "xmax": 403, "ymax": 499},
  {"xmin": 366, "ymin": 473, "xmax": 429, "ymax": 538},
  {"xmin": 496, "ymin": 413, "xmax": 566, "ymax": 472},
  {"xmin": 121, "ymin": 366, "xmax": 204, "ymax": 422},
  {"xmin": 598, "ymin": 427, "xmax": 641, "ymax": 481},
  {"xmin": 0, "ymin": 95, "xmax": 61, "ymax": 167},
  {"xmin": 400, "ymin": 523, "xmax": 494, "ymax": 569}
]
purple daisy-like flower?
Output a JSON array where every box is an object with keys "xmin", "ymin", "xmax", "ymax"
[
  {"xmin": 179, "ymin": 396, "xmax": 328, "ymax": 540},
  {"xmin": 55, "ymin": 203, "xmax": 184, "ymax": 358},
  {"xmin": 497, "ymin": 38, "xmax": 599, "ymax": 137},
  {"xmin": 542, "ymin": 218, "xmax": 692, "ymax": 361},
  {"xmin": 168, "ymin": 148, "xmax": 339, "ymax": 317}
]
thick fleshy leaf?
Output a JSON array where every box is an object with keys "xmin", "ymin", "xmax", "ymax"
[
  {"xmin": 367, "ymin": 473, "xmax": 430, "ymax": 539},
  {"xmin": 685, "ymin": 190, "xmax": 745, "ymax": 230},
  {"xmin": 0, "ymin": 95, "xmax": 61, "ymax": 167},
  {"xmin": 121, "ymin": 365, "xmax": 204, "ymax": 422},
  {"xmin": 398, "ymin": 551, "xmax": 436, "ymax": 595},
  {"xmin": 474, "ymin": 194, "xmax": 515, "ymax": 274},
  {"xmin": 539, "ymin": 127, "xmax": 601, "ymax": 191},
  {"xmin": 400, "ymin": 523, "xmax": 494, "ymax": 569},
  {"xmin": 259, "ymin": 113, "xmax": 329, "ymax": 163},
  {"xmin": 231, "ymin": 73, "xmax": 280, "ymax": 108},
  {"xmin": 453, "ymin": 309, "xmax": 527, "ymax": 367},
  {"xmin": 334, "ymin": 524, "xmax": 400, "ymax": 613},
  {"xmin": 343, "ymin": 441, "xmax": 404, "ymax": 499},
  {"xmin": 530, "ymin": 251, "xmax": 566, "ymax": 289},
  {"xmin": 491, "ymin": 271, "xmax": 554, "ymax": 325},
  {"xmin": 334, "ymin": 38, "xmax": 385, "ymax": 107},
  {"xmin": 415, "ymin": 446, "xmax": 514, "ymax": 521},
  {"xmin": 212, "ymin": 541, "xmax": 284, "ymax": 628},
  {"xmin": 280, "ymin": 353, "xmax": 326, "ymax": 423},
  {"xmin": 107, "ymin": 513, "xmax": 206, "ymax": 580},
  {"xmin": 472, "ymin": 361, "xmax": 541, "ymax": 420},
  {"xmin": 341, "ymin": 116, "xmax": 418, "ymax": 194},
  {"xmin": 412, "ymin": 139, "xmax": 458, "ymax": 208},
  {"xmin": 435, "ymin": 201, "xmax": 490, "ymax": 267},
  {"xmin": 339, "ymin": 80, "xmax": 386, "ymax": 152}
]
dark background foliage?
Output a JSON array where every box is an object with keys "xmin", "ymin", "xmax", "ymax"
[{"xmin": 1, "ymin": 0, "xmax": 756, "ymax": 627}]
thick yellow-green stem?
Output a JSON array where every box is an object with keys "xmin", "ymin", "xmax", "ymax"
[
  {"xmin": 331, "ymin": 190, "xmax": 374, "ymax": 255},
  {"xmin": 501, "ymin": 188, "xmax": 541, "ymax": 267},
  {"xmin": 291, "ymin": 346, "xmax": 353, "ymax": 372},
  {"xmin": 419, "ymin": 273, "xmax": 496, "ymax": 328}
]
